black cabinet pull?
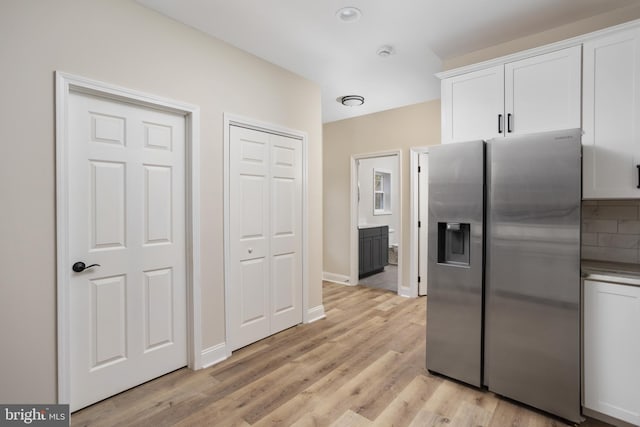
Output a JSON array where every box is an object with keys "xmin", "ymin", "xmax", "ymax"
[
  {"xmin": 498, "ymin": 114, "xmax": 503, "ymax": 133},
  {"xmin": 637, "ymin": 165, "xmax": 640, "ymax": 189},
  {"xmin": 507, "ymin": 113, "xmax": 513, "ymax": 133}
]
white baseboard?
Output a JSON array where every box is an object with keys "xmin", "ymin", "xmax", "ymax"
[
  {"xmin": 306, "ymin": 305, "xmax": 326, "ymax": 323},
  {"xmin": 582, "ymin": 407, "xmax": 636, "ymax": 427},
  {"xmin": 322, "ymin": 271, "xmax": 351, "ymax": 285},
  {"xmin": 201, "ymin": 342, "xmax": 228, "ymax": 369},
  {"xmin": 398, "ymin": 287, "xmax": 412, "ymax": 298}
]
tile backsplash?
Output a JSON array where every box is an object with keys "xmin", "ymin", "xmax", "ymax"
[{"xmin": 582, "ymin": 200, "xmax": 640, "ymax": 264}]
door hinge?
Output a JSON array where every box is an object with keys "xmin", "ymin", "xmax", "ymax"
[
  {"xmin": 418, "ymin": 221, "xmax": 421, "ymax": 228},
  {"xmin": 418, "ymin": 276, "xmax": 421, "ymax": 283},
  {"xmin": 418, "ymin": 166, "xmax": 421, "ymax": 173}
]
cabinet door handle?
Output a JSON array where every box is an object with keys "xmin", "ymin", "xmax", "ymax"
[
  {"xmin": 498, "ymin": 114, "xmax": 503, "ymax": 134},
  {"xmin": 637, "ymin": 165, "xmax": 640, "ymax": 189},
  {"xmin": 507, "ymin": 113, "xmax": 513, "ymax": 133}
]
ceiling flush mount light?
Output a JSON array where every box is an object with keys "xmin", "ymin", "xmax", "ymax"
[
  {"xmin": 336, "ymin": 7, "xmax": 362, "ymax": 23},
  {"xmin": 340, "ymin": 95, "xmax": 365, "ymax": 106},
  {"xmin": 377, "ymin": 45, "xmax": 395, "ymax": 57}
]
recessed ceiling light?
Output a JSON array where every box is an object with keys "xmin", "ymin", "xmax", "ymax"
[
  {"xmin": 336, "ymin": 7, "xmax": 362, "ymax": 23},
  {"xmin": 340, "ymin": 95, "xmax": 365, "ymax": 106},
  {"xmin": 377, "ymin": 45, "xmax": 395, "ymax": 57}
]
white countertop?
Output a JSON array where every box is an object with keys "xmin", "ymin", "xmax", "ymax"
[{"xmin": 582, "ymin": 260, "xmax": 640, "ymax": 287}]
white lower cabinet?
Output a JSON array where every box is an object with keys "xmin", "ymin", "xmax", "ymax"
[{"xmin": 584, "ymin": 279, "xmax": 640, "ymax": 425}]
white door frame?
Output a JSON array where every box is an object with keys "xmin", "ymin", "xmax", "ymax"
[
  {"xmin": 350, "ymin": 150, "xmax": 404, "ymax": 295},
  {"xmin": 223, "ymin": 113, "xmax": 309, "ymax": 357},
  {"xmin": 55, "ymin": 72, "xmax": 202, "ymax": 404},
  {"xmin": 409, "ymin": 147, "xmax": 430, "ymax": 297}
]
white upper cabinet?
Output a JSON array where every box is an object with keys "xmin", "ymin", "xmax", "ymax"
[
  {"xmin": 505, "ymin": 46, "xmax": 581, "ymax": 136},
  {"xmin": 441, "ymin": 46, "xmax": 582, "ymax": 144},
  {"xmin": 583, "ymin": 28, "xmax": 640, "ymax": 199},
  {"xmin": 441, "ymin": 66, "xmax": 504, "ymax": 144}
]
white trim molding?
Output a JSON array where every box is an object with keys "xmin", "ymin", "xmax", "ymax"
[
  {"xmin": 410, "ymin": 147, "xmax": 430, "ymax": 298},
  {"xmin": 322, "ymin": 271, "xmax": 351, "ymax": 285},
  {"xmin": 223, "ymin": 113, "xmax": 310, "ymax": 356},
  {"xmin": 201, "ymin": 343, "xmax": 228, "ymax": 369},
  {"xmin": 306, "ymin": 305, "xmax": 326, "ymax": 323},
  {"xmin": 350, "ymin": 150, "xmax": 403, "ymax": 295},
  {"xmin": 55, "ymin": 71, "xmax": 202, "ymax": 405}
]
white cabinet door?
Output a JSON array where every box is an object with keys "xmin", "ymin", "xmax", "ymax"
[
  {"xmin": 441, "ymin": 65, "xmax": 504, "ymax": 144},
  {"xmin": 584, "ymin": 279, "xmax": 640, "ymax": 425},
  {"xmin": 505, "ymin": 45, "xmax": 581, "ymax": 136},
  {"xmin": 583, "ymin": 29, "xmax": 640, "ymax": 199},
  {"xmin": 441, "ymin": 46, "xmax": 581, "ymax": 144}
]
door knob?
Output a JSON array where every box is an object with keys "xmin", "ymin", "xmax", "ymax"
[
  {"xmin": 72, "ymin": 262, "xmax": 100, "ymax": 273},
  {"xmin": 248, "ymin": 248, "xmax": 253, "ymax": 254}
]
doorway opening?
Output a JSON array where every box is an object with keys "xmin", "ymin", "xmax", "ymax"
[{"xmin": 350, "ymin": 151, "xmax": 401, "ymax": 294}]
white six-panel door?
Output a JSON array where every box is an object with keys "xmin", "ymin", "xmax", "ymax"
[
  {"xmin": 229, "ymin": 126, "xmax": 302, "ymax": 351},
  {"xmin": 68, "ymin": 91, "xmax": 187, "ymax": 411}
]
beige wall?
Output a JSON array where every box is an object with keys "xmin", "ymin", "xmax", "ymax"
[
  {"xmin": 322, "ymin": 5, "xmax": 640, "ymax": 288},
  {"xmin": 444, "ymin": 3, "xmax": 640, "ymax": 70},
  {"xmin": 0, "ymin": 0, "xmax": 322, "ymax": 403},
  {"xmin": 323, "ymin": 101, "xmax": 440, "ymax": 289}
]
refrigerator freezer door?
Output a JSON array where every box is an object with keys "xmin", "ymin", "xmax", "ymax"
[
  {"xmin": 486, "ymin": 129, "xmax": 582, "ymax": 422},
  {"xmin": 427, "ymin": 140, "xmax": 484, "ymax": 387}
]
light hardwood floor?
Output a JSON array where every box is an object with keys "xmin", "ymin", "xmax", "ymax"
[
  {"xmin": 358, "ymin": 265, "xmax": 398, "ymax": 292},
  {"xmin": 72, "ymin": 282, "xmax": 611, "ymax": 427}
]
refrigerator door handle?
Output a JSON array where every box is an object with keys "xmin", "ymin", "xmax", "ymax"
[
  {"xmin": 498, "ymin": 114, "xmax": 503, "ymax": 134},
  {"xmin": 507, "ymin": 113, "xmax": 513, "ymax": 133}
]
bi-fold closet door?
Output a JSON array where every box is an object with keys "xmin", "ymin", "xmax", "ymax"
[{"xmin": 228, "ymin": 125, "xmax": 303, "ymax": 351}]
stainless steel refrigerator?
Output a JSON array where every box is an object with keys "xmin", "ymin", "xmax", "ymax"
[{"xmin": 426, "ymin": 129, "xmax": 582, "ymax": 423}]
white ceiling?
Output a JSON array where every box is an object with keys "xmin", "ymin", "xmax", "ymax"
[{"xmin": 137, "ymin": 0, "xmax": 636, "ymax": 123}]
